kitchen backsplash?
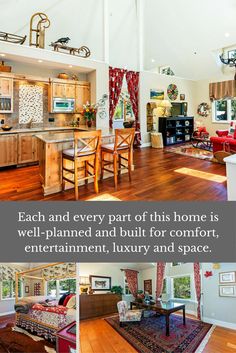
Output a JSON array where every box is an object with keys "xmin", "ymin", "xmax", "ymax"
[{"xmin": 0, "ymin": 80, "xmax": 86, "ymax": 128}]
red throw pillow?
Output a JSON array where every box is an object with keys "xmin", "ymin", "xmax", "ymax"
[
  {"xmin": 216, "ymin": 130, "xmax": 229, "ymax": 137},
  {"xmin": 63, "ymin": 294, "xmax": 75, "ymax": 307}
]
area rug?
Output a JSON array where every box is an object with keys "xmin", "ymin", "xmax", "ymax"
[
  {"xmin": 105, "ymin": 314, "xmax": 214, "ymax": 353},
  {"xmin": 0, "ymin": 324, "xmax": 56, "ymax": 353},
  {"xmin": 166, "ymin": 144, "xmax": 214, "ymax": 162}
]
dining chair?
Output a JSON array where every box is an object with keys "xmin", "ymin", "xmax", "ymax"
[
  {"xmin": 100, "ymin": 128, "xmax": 135, "ymax": 188},
  {"xmin": 62, "ymin": 130, "xmax": 101, "ymax": 200}
]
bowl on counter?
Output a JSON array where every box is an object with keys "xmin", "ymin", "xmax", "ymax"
[{"xmin": 1, "ymin": 125, "xmax": 13, "ymax": 131}]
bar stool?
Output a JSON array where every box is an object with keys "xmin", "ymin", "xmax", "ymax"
[
  {"xmin": 101, "ymin": 128, "xmax": 135, "ymax": 188},
  {"xmin": 62, "ymin": 130, "xmax": 101, "ymax": 200}
]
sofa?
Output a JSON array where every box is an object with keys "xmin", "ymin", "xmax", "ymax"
[{"xmin": 210, "ymin": 129, "xmax": 236, "ymax": 153}]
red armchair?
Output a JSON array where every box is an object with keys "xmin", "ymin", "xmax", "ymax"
[{"xmin": 210, "ymin": 129, "xmax": 236, "ymax": 153}]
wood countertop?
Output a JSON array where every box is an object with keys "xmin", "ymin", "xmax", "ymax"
[{"xmin": 0, "ymin": 126, "xmax": 77, "ymax": 135}]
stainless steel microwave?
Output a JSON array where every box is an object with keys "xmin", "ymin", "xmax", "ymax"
[{"xmin": 52, "ymin": 98, "xmax": 75, "ymax": 113}]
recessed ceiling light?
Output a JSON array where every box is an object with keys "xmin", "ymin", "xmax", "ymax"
[
  {"xmin": 225, "ymin": 32, "xmax": 230, "ymax": 37},
  {"xmin": 38, "ymin": 59, "xmax": 43, "ymax": 63},
  {"xmin": 151, "ymin": 59, "xmax": 155, "ymax": 63},
  {"xmin": 0, "ymin": 54, "xmax": 6, "ymax": 57}
]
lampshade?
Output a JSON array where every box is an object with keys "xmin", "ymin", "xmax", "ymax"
[
  {"xmin": 79, "ymin": 276, "xmax": 90, "ymax": 285},
  {"xmin": 160, "ymin": 100, "xmax": 172, "ymax": 108}
]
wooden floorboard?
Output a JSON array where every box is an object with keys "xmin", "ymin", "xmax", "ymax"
[
  {"xmin": 80, "ymin": 318, "xmax": 236, "ymax": 353},
  {"xmin": 0, "ymin": 148, "xmax": 227, "ymax": 201}
]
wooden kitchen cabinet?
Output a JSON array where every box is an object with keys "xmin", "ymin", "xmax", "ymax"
[
  {"xmin": 0, "ymin": 134, "xmax": 17, "ymax": 167},
  {"xmin": 0, "ymin": 77, "xmax": 13, "ymax": 96},
  {"xmin": 75, "ymin": 82, "xmax": 90, "ymax": 112},
  {"xmin": 18, "ymin": 133, "xmax": 39, "ymax": 164},
  {"xmin": 51, "ymin": 82, "xmax": 76, "ymax": 99}
]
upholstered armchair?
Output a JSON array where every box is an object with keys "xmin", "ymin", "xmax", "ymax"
[{"xmin": 117, "ymin": 300, "xmax": 142, "ymax": 326}]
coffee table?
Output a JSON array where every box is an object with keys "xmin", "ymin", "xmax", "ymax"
[
  {"xmin": 191, "ymin": 136, "xmax": 212, "ymax": 151},
  {"xmin": 130, "ymin": 300, "xmax": 185, "ymax": 336}
]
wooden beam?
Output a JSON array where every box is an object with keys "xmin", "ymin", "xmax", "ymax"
[{"xmin": 17, "ymin": 262, "xmax": 65, "ymax": 276}]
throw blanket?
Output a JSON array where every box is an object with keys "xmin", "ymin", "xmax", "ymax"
[
  {"xmin": 32, "ymin": 304, "xmax": 68, "ymax": 315},
  {"xmin": 15, "ymin": 296, "xmax": 52, "ymax": 314}
]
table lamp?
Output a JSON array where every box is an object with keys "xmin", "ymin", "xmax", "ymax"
[{"xmin": 160, "ymin": 100, "xmax": 172, "ymax": 117}]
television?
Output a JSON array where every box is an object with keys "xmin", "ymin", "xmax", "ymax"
[{"xmin": 171, "ymin": 102, "xmax": 188, "ymax": 116}]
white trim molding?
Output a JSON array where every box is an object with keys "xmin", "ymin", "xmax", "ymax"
[
  {"xmin": 0, "ymin": 311, "xmax": 15, "ymax": 317},
  {"xmin": 203, "ymin": 317, "xmax": 236, "ymax": 331}
]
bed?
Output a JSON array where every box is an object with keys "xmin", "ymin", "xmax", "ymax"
[{"xmin": 14, "ymin": 263, "xmax": 76, "ymax": 342}]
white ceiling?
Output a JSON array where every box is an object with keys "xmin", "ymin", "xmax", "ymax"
[{"xmin": 143, "ymin": 0, "xmax": 236, "ymax": 80}]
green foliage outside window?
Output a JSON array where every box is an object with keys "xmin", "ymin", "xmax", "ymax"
[
  {"xmin": 173, "ymin": 276, "xmax": 191, "ymax": 299},
  {"xmin": 59, "ymin": 279, "xmax": 76, "ymax": 294}
]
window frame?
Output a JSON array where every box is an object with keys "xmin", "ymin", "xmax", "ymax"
[
  {"xmin": 169, "ymin": 274, "xmax": 196, "ymax": 303},
  {"xmin": 47, "ymin": 278, "xmax": 76, "ymax": 299},
  {"xmin": 123, "ymin": 275, "xmax": 132, "ymax": 296},
  {"xmin": 1, "ymin": 279, "xmax": 23, "ymax": 301},
  {"xmin": 212, "ymin": 98, "xmax": 236, "ymax": 124}
]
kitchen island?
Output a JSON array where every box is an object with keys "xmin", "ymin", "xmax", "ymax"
[{"xmin": 36, "ymin": 127, "xmax": 131, "ymax": 196}]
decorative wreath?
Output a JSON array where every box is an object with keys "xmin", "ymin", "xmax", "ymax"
[
  {"xmin": 197, "ymin": 102, "xmax": 211, "ymax": 117},
  {"xmin": 167, "ymin": 84, "xmax": 178, "ymax": 100}
]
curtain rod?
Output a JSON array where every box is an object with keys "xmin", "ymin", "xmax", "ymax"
[{"xmin": 120, "ymin": 269, "xmax": 139, "ymax": 273}]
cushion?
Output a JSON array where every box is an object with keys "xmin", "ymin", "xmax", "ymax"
[
  {"xmin": 58, "ymin": 293, "xmax": 68, "ymax": 306},
  {"xmin": 63, "ymin": 293, "xmax": 74, "ymax": 307},
  {"xmin": 216, "ymin": 130, "xmax": 229, "ymax": 137},
  {"xmin": 66, "ymin": 294, "xmax": 76, "ymax": 309},
  {"xmin": 102, "ymin": 143, "xmax": 129, "ymax": 150},
  {"xmin": 63, "ymin": 147, "xmax": 94, "ymax": 157}
]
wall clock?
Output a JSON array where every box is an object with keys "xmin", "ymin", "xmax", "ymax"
[{"xmin": 167, "ymin": 84, "xmax": 178, "ymax": 100}]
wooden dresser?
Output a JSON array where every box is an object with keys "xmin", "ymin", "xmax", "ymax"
[{"xmin": 80, "ymin": 293, "xmax": 121, "ymax": 320}]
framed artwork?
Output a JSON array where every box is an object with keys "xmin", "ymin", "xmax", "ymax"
[
  {"xmin": 90, "ymin": 275, "xmax": 111, "ymax": 291},
  {"xmin": 219, "ymin": 285, "xmax": 236, "ymax": 297},
  {"xmin": 25, "ymin": 285, "xmax": 29, "ymax": 294},
  {"xmin": 167, "ymin": 84, "xmax": 178, "ymax": 100},
  {"xmin": 219, "ymin": 271, "xmax": 236, "ymax": 284},
  {"xmin": 144, "ymin": 279, "xmax": 152, "ymax": 295},
  {"xmin": 150, "ymin": 89, "xmax": 164, "ymax": 100},
  {"xmin": 180, "ymin": 94, "xmax": 185, "ymax": 101}
]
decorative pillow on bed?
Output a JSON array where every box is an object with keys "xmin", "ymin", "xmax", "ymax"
[
  {"xmin": 58, "ymin": 293, "xmax": 69, "ymax": 306},
  {"xmin": 66, "ymin": 294, "xmax": 76, "ymax": 309},
  {"xmin": 63, "ymin": 293, "xmax": 74, "ymax": 307}
]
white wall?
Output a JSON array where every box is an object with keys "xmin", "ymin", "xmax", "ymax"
[
  {"xmin": 202, "ymin": 263, "xmax": 236, "ymax": 329},
  {"xmin": 139, "ymin": 71, "xmax": 197, "ymax": 144}
]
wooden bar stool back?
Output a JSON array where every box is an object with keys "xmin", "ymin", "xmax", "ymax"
[
  {"xmin": 101, "ymin": 128, "xmax": 135, "ymax": 188},
  {"xmin": 62, "ymin": 130, "xmax": 101, "ymax": 200}
]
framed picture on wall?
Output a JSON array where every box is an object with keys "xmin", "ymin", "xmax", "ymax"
[
  {"xmin": 150, "ymin": 89, "xmax": 164, "ymax": 100},
  {"xmin": 144, "ymin": 279, "xmax": 152, "ymax": 295},
  {"xmin": 90, "ymin": 275, "xmax": 111, "ymax": 291},
  {"xmin": 180, "ymin": 94, "xmax": 185, "ymax": 101},
  {"xmin": 219, "ymin": 271, "xmax": 236, "ymax": 284},
  {"xmin": 219, "ymin": 285, "xmax": 236, "ymax": 297}
]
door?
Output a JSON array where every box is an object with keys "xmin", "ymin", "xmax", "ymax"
[
  {"xmin": 75, "ymin": 83, "xmax": 90, "ymax": 112},
  {"xmin": 18, "ymin": 134, "xmax": 39, "ymax": 164},
  {"xmin": 52, "ymin": 83, "xmax": 66, "ymax": 98},
  {"xmin": 0, "ymin": 134, "xmax": 17, "ymax": 167},
  {"xmin": 0, "ymin": 78, "xmax": 13, "ymax": 96},
  {"xmin": 65, "ymin": 84, "xmax": 76, "ymax": 99}
]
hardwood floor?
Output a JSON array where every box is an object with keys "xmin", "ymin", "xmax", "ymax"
[
  {"xmin": 0, "ymin": 148, "xmax": 227, "ymax": 201},
  {"xmin": 80, "ymin": 318, "xmax": 236, "ymax": 353}
]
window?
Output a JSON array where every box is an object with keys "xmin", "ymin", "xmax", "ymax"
[
  {"xmin": 47, "ymin": 278, "xmax": 76, "ymax": 299},
  {"xmin": 47, "ymin": 280, "xmax": 57, "ymax": 298},
  {"xmin": 173, "ymin": 276, "xmax": 191, "ymax": 299},
  {"xmin": 2, "ymin": 279, "xmax": 23, "ymax": 299},
  {"xmin": 213, "ymin": 99, "xmax": 236, "ymax": 122},
  {"xmin": 59, "ymin": 279, "xmax": 76, "ymax": 295},
  {"xmin": 162, "ymin": 278, "xmax": 167, "ymax": 294},
  {"xmin": 124, "ymin": 276, "xmax": 131, "ymax": 295},
  {"xmin": 114, "ymin": 90, "xmax": 134, "ymax": 121},
  {"xmin": 172, "ymin": 262, "xmax": 185, "ymax": 267}
]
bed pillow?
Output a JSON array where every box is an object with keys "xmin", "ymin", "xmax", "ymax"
[
  {"xmin": 66, "ymin": 295, "xmax": 76, "ymax": 309},
  {"xmin": 63, "ymin": 293, "xmax": 74, "ymax": 307},
  {"xmin": 58, "ymin": 293, "xmax": 69, "ymax": 306}
]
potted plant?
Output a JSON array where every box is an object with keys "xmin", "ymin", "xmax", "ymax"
[
  {"xmin": 81, "ymin": 102, "xmax": 97, "ymax": 128},
  {"xmin": 110, "ymin": 285, "xmax": 123, "ymax": 296}
]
